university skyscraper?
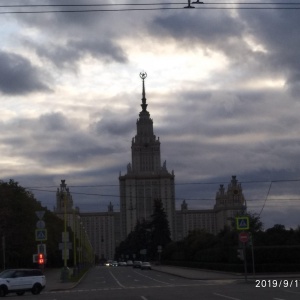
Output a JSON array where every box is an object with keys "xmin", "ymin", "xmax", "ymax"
[
  {"xmin": 55, "ymin": 73, "xmax": 246, "ymax": 261},
  {"xmin": 119, "ymin": 72, "xmax": 176, "ymax": 241}
]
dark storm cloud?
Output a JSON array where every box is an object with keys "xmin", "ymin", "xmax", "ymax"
[
  {"xmin": 149, "ymin": 8, "xmax": 300, "ymax": 91},
  {"xmin": 0, "ymin": 51, "xmax": 51, "ymax": 95},
  {"xmin": 93, "ymin": 115, "xmax": 134, "ymax": 136},
  {"xmin": 151, "ymin": 10, "xmax": 242, "ymax": 42},
  {"xmin": 34, "ymin": 38, "xmax": 128, "ymax": 68},
  {"xmin": 15, "ymin": 1, "xmax": 131, "ymax": 69},
  {"xmin": 236, "ymin": 8, "xmax": 300, "ymax": 95},
  {"xmin": 39, "ymin": 112, "xmax": 69, "ymax": 131},
  {"xmin": 1, "ymin": 112, "xmax": 123, "ymax": 169},
  {"xmin": 150, "ymin": 10, "xmax": 247, "ymax": 59}
]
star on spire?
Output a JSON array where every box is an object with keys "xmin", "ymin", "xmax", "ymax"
[{"xmin": 140, "ymin": 72, "xmax": 148, "ymax": 111}]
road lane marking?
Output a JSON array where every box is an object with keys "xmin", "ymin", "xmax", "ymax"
[
  {"xmin": 133, "ymin": 270, "xmax": 171, "ymax": 285},
  {"xmin": 285, "ymin": 290, "xmax": 300, "ymax": 295},
  {"xmin": 214, "ymin": 293, "xmax": 241, "ymax": 300},
  {"xmin": 274, "ymin": 298, "xmax": 286, "ymax": 300},
  {"xmin": 141, "ymin": 296, "xmax": 148, "ymax": 300},
  {"xmin": 109, "ymin": 270, "xmax": 126, "ymax": 288}
]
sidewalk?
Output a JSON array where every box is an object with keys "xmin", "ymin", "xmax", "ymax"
[
  {"xmin": 151, "ymin": 265, "xmax": 300, "ymax": 281},
  {"xmin": 151, "ymin": 265, "xmax": 241, "ymax": 280},
  {"xmin": 43, "ymin": 268, "xmax": 79, "ymax": 291}
]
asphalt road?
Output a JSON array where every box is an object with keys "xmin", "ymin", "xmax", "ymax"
[{"xmin": 14, "ymin": 266, "xmax": 300, "ymax": 300}]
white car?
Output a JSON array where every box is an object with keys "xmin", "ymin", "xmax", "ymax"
[{"xmin": 0, "ymin": 269, "xmax": 46, "ymax": 297}]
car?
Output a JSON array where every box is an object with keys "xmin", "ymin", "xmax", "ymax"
[
  {"xmin": 132, "ymin": 261, "xmax": 142, "ymax": 268},
  {"xmin": 126, "ymin": 260, "xmax": 133, "ymax": 266},
  {"xmin": 141, "ymin": 262, "xmax": 152, "ymax": 270},
  {"xmin": 105, "ymin": 260, "xmax": 113, "ymax": 266},
  {"xmin": 118, "ymin": 261, "xmax": 127, "ymax": 266},
  {"xmin": 112, "ymin": 261, "xmax": 118, "ymax": 267},
  {"xmin": 0, "ymin": 269, "xmax": 46, "ymax": 297}
]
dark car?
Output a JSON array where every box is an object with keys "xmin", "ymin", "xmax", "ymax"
[
  {"xmin": 141, "ymin": 262, "xmax": 152, "ymax": 270},
  {"xmin": 126, "ymin": 260, "xmax": 133, "ymax": 266},
  {"xmin": 132, "ymin": 261, "xmax": 142, "ymax": 268},
  {"xmin": 112, "ymin": 261, "xmax": 118, "ymax": 267}
]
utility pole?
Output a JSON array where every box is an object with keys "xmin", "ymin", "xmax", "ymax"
[
  {"xmin": 250, "ymin": 233, "xmax": 256, "ymax": 278},
  {"xmin": 63, "ymin": 193, "xmax": 67, "ymax": 268},
  {"xmin": 2, "ymin": 236, "xmax": 5, "ymax": 270}
]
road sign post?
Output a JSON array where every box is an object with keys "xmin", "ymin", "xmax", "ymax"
[
  {"xmin": 238, "ymin": 231, "xmax": 249, "ymax": 282},
  {"xmin": 249, "ymin": 233, "xmax": 256, "ymax": 279},
  {"xmin": 35, "ymin": 210, "xmax": 47, "ymax": 269},
  {"xmin": 242, "ymin": 241, "xmax": 248, "ymax": 282}
]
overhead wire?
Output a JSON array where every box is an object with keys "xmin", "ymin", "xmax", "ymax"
[
  {"xmin": 1, "ymin": 1, "xmax": 300, "ymax": 14},
  {"xmin": 26, "ymin": 178, "xmax": 300, "ymax": 203},
  {"xmin": 25, "ymin": 178, "xmax": 300, "ymax": 216},
  {"xmin": 1, "ymin": 1, "xmax": 300, "ymax": 7},
  {"xmin": 25, "ymin": 178, "xmax": 300, "ymax": 189}
]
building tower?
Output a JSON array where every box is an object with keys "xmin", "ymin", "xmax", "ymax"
[
  {"xmin": 214, "ymin": 175, "xmax": 246, "ymax": 231},
  {"xmin": 119, "ymin": 72, "xmax": 176, "ymax": 241}
]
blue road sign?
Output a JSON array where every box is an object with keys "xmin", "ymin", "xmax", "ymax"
[
  {"xmin": 236, "ymin": 217, "xmax": 249, "ymax": 230},
  {"xmin": 35, "ymin": 229, "xmax": 47, "ymax": 241}
]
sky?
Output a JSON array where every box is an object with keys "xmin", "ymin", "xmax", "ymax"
[{"xmin": 1, "ymin": 1, "xmax": 300, "ymax": 230}]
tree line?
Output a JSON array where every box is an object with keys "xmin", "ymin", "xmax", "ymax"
[
  {"xmin": 115, "ymin": 201, "xmax": 300, "ymax": 272},
  {"xmin": 162, "ymin": 213, "xmax": 300, "ymax": 272},
  {"xmin": 0, "ymin": 180, "xmax": 73, "ymax": 269}
]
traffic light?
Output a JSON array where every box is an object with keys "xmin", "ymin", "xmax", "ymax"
[
  {"xmin": 237, "ymin": 249, "xmax": 244, "ymax": 261},
  {"xmin": 38, "ymin": 253, "xmax": 45, "ymax": 265}
]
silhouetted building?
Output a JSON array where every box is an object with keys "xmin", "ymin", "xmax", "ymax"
[
  {"xmin": 54, "ymin": 74, "xmax": 247, "ymax": 261},
  {"xmin": 119, "ymin": 72, "xmax": 176, "ymax": 241},
  {"xmin": 176, "ymin": 176, "xmax": 246, "ymax": 240}
]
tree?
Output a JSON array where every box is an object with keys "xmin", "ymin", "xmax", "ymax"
[
  {"xmin": 0, "ymin": 179, "xmax": 65, "ymax": 268},
  {"xmin": 115, "ymin": 199, "xmax": 172, "ymax": 261},
  {"xmin": 114, "ymin": 220, "xmax": 150, "ymax": 260},
  {"xmin": 148, "ymin": 199, "xmax": 172, "ymax": 260}
]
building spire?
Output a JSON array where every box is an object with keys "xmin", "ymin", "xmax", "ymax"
[{"xmin": 139, "ymin": 71, "xmax": 148, "ymax": 111}]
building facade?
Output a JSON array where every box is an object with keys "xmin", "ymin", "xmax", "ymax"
[
  {"xmin": 55, "ymin": 180, "xmax": 119, "ymax": 262},
  {"xmin": 80, "ymin": 203, "xmax": 120, "ymax": 262},
  {"xmin": 176, "ymin": 175, "xmax": 246, "ymax": 240}
]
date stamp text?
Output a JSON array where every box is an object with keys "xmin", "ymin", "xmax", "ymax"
[{"xmin": 255, "ymin": 279, "xmax": 299, "ymax": 288}]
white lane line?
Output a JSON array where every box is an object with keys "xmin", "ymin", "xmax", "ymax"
[
  {"xmin": 141, "ymin": 296, "xmax": 148, "ymax": 300},
  {"xmin": 213, "ymin": 293, "xmax": 241, "ymax": 300},
  {"xmin": 133, "ymin": 270, "xmax": 172, "ymax": 285},
  {"xmin": 109, "ymin": 270, "xmax": 126, "ymax": 288},
  {"xmin": 285, "ymin": 290, "xmax": 300, "ymax": 295},
  {"xmin": 274, "ymin": 298, "xmax": 286, "ymax": 300}
]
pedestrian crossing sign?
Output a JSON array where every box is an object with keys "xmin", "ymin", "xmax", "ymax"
[
  {"xmin": 236, "ymin": 217, "xmax": 249, "ymax": 230},
  {"xmin": 35, "ymin": 229, "xmax": 47, "ymax": 241}
]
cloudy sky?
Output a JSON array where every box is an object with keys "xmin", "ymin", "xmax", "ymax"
[{"xmin": 1, "ymin": 1, "xmax": 300, "ymax": 229}]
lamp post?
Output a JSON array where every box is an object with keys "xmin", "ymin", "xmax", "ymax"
[
  {"xmin": 63, "ymin": 193, "xmax": 67, "ymax": 268},
  {"xmin": 72, "ymin": 209, "xmax": 78, "ymax": 276},
  {"xmin": 78, "ymin": 222, "xmax": 82, "ymax": 268},
  {"xmin": 60, "ymin": 193, "xmax": 70, "ymax": 282}
]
